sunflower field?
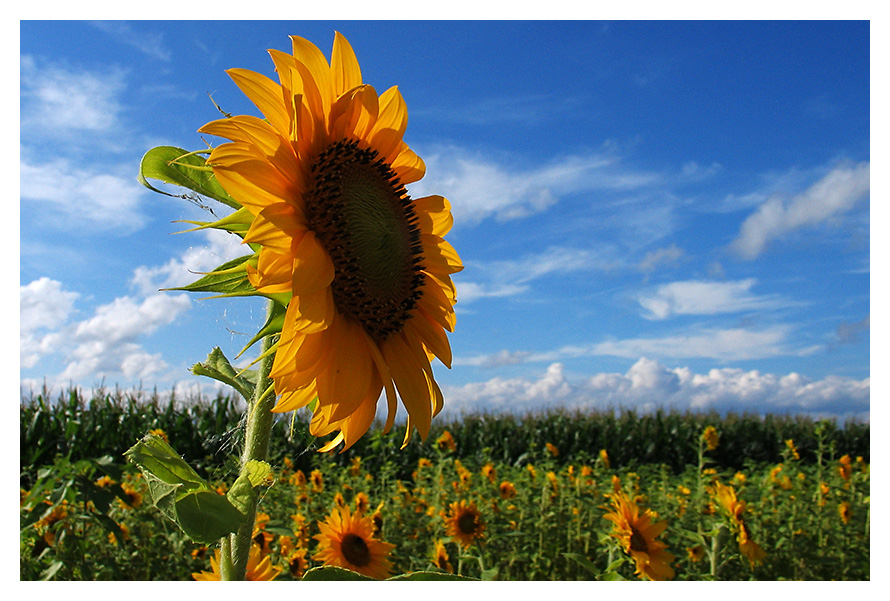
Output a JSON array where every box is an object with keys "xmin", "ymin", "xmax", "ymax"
[{"xmin": 20, "ymin": 387, "xmax": 869, "ymax": 581}]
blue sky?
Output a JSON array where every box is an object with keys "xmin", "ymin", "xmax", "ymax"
[{"xmin": 19, "ymin": 20, "xmax": 871, "ymax": 421}]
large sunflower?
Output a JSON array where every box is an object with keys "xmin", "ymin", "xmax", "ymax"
[
  {"xmin": 199, "ymin": 32, "xmax": 462, "ymax": 451},
  {"xmin": 603, "ymin": 492, "xmax": 675, "ymax": 581},
  {"xmin": 313, "ymin": 504, "xmax": 395, "ymax": 579}
]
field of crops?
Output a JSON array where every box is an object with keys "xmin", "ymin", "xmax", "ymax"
[{"xmin": 20, "ymin": 387, "xmax": 869, "ymax": 581}]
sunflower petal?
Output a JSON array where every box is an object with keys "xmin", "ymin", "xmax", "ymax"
[
  {"xmin": 226, "ymin": 68, "xmax": 291, "ymax": 139},
  {"xmin": 331, "ymin": 31, "xmax": 363, "ymax": 97}
]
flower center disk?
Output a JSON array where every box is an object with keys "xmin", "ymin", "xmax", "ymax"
[
  {"xmin": 340, "ymin": 533, "xmax": 371, "ymax": 567},
  {"xmin": 305, "ymin": 139, "xmax": 425, "ymax": 341}
]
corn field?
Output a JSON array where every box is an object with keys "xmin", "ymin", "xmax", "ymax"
[{"xmin": 20, "ymin": 387, "xmax": 869, "ymax": 581}]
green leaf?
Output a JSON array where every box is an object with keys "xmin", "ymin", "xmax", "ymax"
[
  {"xmin": 175, "ymin": 490, "xmax": 246, "ymax": 544},
  {"xmin": 124, "ymin": 433, "xmax": 206, "ymax": 492},
  {"xmin": 138, "ymin": 145, "xmax": 239, "ymax": 209},
  {"xmin": 387, "ymin": 571, "xmax": 478, "ymax": 581},
  {"xmin": 190, "ymin": 347, "xmax": 255, "ymax": 401},
  {"xmin": 563, "ymin": 552, "xmax": 600, "ymax": 576},
  {"xmin": 166, "ymin": 254, "xmax": 256, "ymax": 298},
  {"xmin": 301, "ymin": 566, "xmax": 376, "ymax": 581},
  {"xmin": 238, "ymin": 300, "xmax": 286, "ymax": 357},
  {"xmin": 124, "ymin": 434, "xmax": 246, "ymax": 544}
]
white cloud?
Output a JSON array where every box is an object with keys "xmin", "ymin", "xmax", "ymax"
[
  {"xmin": 20, "ymin": 157, "xmax": 149, "ymax": 233},
  {"xmin": 131, "ymin": 228, "xmax": 252, "ymax": 295},
  {"xmin": 638, "ymin": 244, "xmax": 684, "ymax": 275},
  {"xmin": 590, "ymin": 326, "xmax": 798, "ymax": 361},
  {"xmin": 20, "ymin": 278, "xmax": 80, "ymax": 369},
  {"xmin": 89, "ymin": 21, "xmax": 172, "ymax": 61},
  {"xmin": 410, "ymin": 144, "xmax": 662, "ymax": 226},
  {"xmin": 21, "ymin": 55, "xmax": 127, "ymax": 138},
  {"xmin": 731, "ymin": 162, "xmax": 870, "ymax": 259},
  {"xmin": 637, "ymin": 278, "xmax": 794, "ymax": 320},
  {"xmin": 440, "ymin": 358, "xmax": 869, "ymax": 421}
]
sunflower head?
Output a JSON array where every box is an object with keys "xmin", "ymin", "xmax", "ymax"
[
  {"xmin": 313, "ymin": 504, "xmax": 395, "ymax": 579},
  {"xmin": 199, "ymin": 32, "xmax": 462, "ymax": 453},
  {"xmin": 603, "ymin": 492, "xmax": 675, "ymax": 581},
  {"xmin": 444, "ymin": 500, "xmax": 485, "ymax": 549}
]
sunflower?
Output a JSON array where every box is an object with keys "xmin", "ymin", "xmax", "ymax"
[
  {"xmin": 199, "ymin": 32, "xmax": 462, "ymax": 452},
  {"xmin": 192, "ymin": 544, "xmax": 282, "ymax": 581},
  {"xmin": 432, "ymin": 539, "xmax": 453, "ymax": 573},
  {"xmin": 603, "ymin": 492, "xmax": 675, "ymax": 581},
  {"xmin": 313, "ymin": 504, "xmax": 395, "ymax": 579},
  {"xmin": 702, "ymin": 426, "xmax": 719, "ymax": 451},
  {"xmin": 499, "ymin": 480, "xmax": 517, "ymax": 500},
  {"xmin": 444, "ymin": 500, "xmax": 485, "ymax": 549}
]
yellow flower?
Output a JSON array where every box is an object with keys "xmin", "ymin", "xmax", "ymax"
[
  {"xmin": 686, "ymin": 545, "xmax": 705, "ymax": 563},
  {"xmin": 432, "ymin": 539, "xmax": 453, "ymax": 573},
  {"xmin": 702, "ymin": 426, "xmax": 719, "ymax": 451},
  {"xmin": 435, "ymin": 430, "xmax": 456, "ymax": 452},
  {"xmin": 839, "ymin": 455, "xmax": 853, "ymax": 481},
  {"xmin": 481, "ymin": 462, "xmax": 497, "ymax": 484},
  {"xmin": 737, "ymin": 521, "xmax": 766, "ymax": 568},
  {"xmin": 444, "ymin": 500, "xmax": 485, "ymax": 549},
  {"xmin": 348, "ymin": 456, "xmax": 362, "ymax": 477},
  {"xmin": 286, "ymin": 548, "xmax": 309, "ymax": 579},
  {"xmin": 148, "ymin": 428, "xmax": 169, "ymax": 443},
  {"xmin": 499, "ymin": 480, "xmax": 517, "ymax": 500},
  {"xmin": 545, "ymin": 442, "xmax": 559, "ymax": 457},
  {"xmin": 599, "ymin": 448, "xmax": 610, "ymax": 469},
  {"xmin": 354, "ymin": 491, "xmax": 370, "ymax": 514},
  {"xmin": 839, "ymin": 501, "xmax": 852, "ymax": 525},
  {"xmin": 785, "ymin": 439, "xmax": 800, "ymax": 460},
  {"xmin": 200, "ymin": 32, "xmax": 462, "ymax": 452},
  {"xmin": 603, "ymin": 492, "xmax": 675, "ymax": 581},
  {"xmin": 310, "ymin": 469, "xmax": 324, "ymax": 492},
  {"xmin": 313, "ymin": 504, "xmax": 395, "ymax": 579},
  {"xmin": 192, "ymin": 545, "xmax": 282, "ymax": 581}
]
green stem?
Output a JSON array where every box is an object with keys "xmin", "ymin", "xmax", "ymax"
[{"xmin": 220, "ymin": 300, "xmax": 279, "ymax": 581}]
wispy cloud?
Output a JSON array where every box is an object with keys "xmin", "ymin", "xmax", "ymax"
[
  {"xmin": 89, "ymin": 21, "xmax": 172, "ymax": 62},
  {"xmin": 20, "ymin": 157, "xmax": 149, "ymax": 234},
  {"xmin": 636, "ymin": 278, "xmax": 796, "ymax": 320},
  {"xmin": 21, "ymin": 55, "xmax": 128, "ymax": 140},
  {"xmin": 730, "ymin": 162, "xmax": 870, "ymax": 260},
  {"xmin": 457, "ymin": 324, "xmax": 809, "ymax": 366},
  {"xmin": 410, "ymin": 143, "xmax": 663, "ymax": 226}
]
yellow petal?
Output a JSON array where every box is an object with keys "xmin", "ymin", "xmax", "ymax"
[
  {"xmin": 406, "ymin": 309, "xmax": 453, "ymax": 368},
  {"xmin": 413, "ymin": 195, "xmax": 453, "ymax": 237},
  {"xmin": 391, "ymin": 142, "xmax": 426, "ymax": 184},
  {"xmin": 290, "ymin": 36, "xmax": 334, "ymax": 124},
  {"xmin": 291, "ymin": 231, "xmax": 335, "ymax": 295},
  {"xmin": 331, "ymin": 32, "xmax": 363, "ymax": 97},
  {"xmin": 226, "ymin": 68, "xmax": 291, "ymax": 140},
  {"xmin": 382, "ymin": 332, "xmax": 432, "ymax": 441},
  {"xmin": 243, "ymin": 203, "xmax": 307, "ymax": 253},
  {"xmin": 369, "ymin": 86, "xmax": 408, "ymax": 164}
]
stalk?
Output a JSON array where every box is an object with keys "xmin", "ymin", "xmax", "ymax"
[{"xmin": 220, "ymin": 300, "xmax": 279, "ymax": 581}]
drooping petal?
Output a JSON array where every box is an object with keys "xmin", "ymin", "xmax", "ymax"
[{"xmin": 226, "ymin": 68, "xmax": 291, "ymax": 140}]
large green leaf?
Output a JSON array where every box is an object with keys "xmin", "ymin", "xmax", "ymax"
[
  {"xmin": 138, "ymin": 145, "xmax": 239, "ymax": 209},
  {"xmin": 124, "ymin": 434, "xmax": 247, "ymax": 544}
]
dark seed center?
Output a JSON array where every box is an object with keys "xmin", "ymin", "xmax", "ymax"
[
  {"xmin": 341, "ymin": 533, "xmax": 371, "ymax": 567},
  {"xmin": 457, "ymin": 512, "xmax": 478, "ymax": 535},
  {"xmin": 629, "ymin": 529, "xmax": 649, "ymax": 553},
  {"xmin": 305, "ymin": 139, "xmax": 424, "ymax": 341}
]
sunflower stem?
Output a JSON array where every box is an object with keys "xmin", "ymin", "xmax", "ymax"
[{"xmin": 220, "ymin": 299, "xmax": 279, "ymax": 581}]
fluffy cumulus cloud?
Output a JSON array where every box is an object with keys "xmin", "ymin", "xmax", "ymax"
[
  {"xmin": 439, "ymin": 358, "xmax": 869, "ymax": 421},
  {"xmin": 731, "ymin": 162, "xmax": 870, "ymax": 259},
  {"xmin": 20, "ymin": 278, "xmax": 80, "ymax": 369}
]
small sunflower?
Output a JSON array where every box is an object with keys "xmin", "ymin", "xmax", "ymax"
[
  {"xmin": 444, "ymin": 500, "xmax": 485, "ymax": 549},
  {"xmin": 702, "ymin": 426, "xmax": 720, "ymax": 451},
  {"xmin": 313, "ymin": 504, "xmax": 395, "ymax": 579},
  {"xmin": 286, "ymin": 548, "xmax": 310, "ymax": 579},
  {"xmin": 199, "ymin": 32, "xmax": 462, "ymax": 452},
  {"xmin": 192, "ymin": 544, "xmax": 282, "ymax": 581},
  {"xmin": 839, "ymin": 501, "xmax": 852, "ymax": 525},
  {"xmin": 603, "ymin": 492, "xmax": 675, "ymax": 581},
  {"xmin": 499, "ymin": 480, "xmax": 517, "ymax": 500},
  {"xmin": 432, "ymin": 539, "xmax": 453, "ymax": 573}
]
